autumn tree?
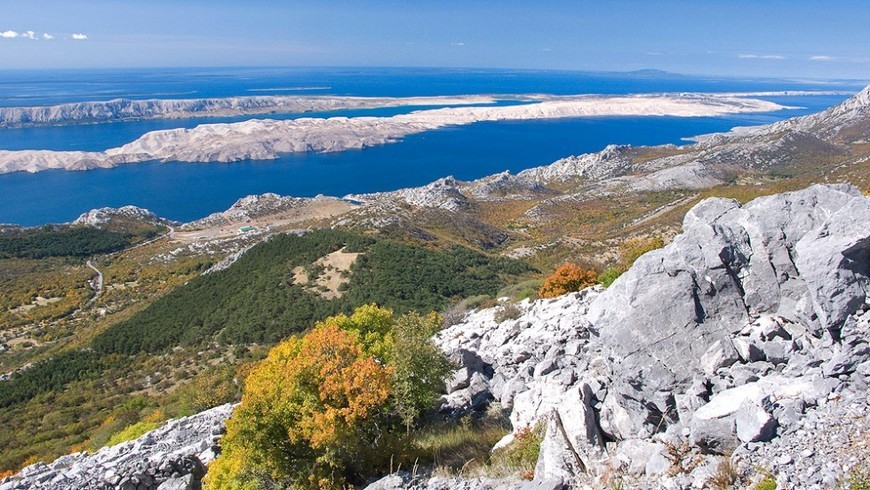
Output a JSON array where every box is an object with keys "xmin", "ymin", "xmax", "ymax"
[
  {"xmin": 315, "ymin": 303, "xmax": 394, "ymax": 362},
  {"xmin": 206, "ymin": 305, "xmax": 453, "ymax": 489},
  {"xmin": 538, "ymin": 263, "xmax": 598, "ymax": 298},
  {"xmin": 206, "ymin": 324, "xmax": 394, "ymax": 489}
]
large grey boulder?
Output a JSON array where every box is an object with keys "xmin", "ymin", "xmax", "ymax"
[{"xmin": 587, "ymin": 184, "xmax": 869, "ymax": 438}]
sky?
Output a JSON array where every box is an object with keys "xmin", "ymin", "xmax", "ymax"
[{"xmin": 1, "ymin": 0, "xmax": 869, "ymax": 79}]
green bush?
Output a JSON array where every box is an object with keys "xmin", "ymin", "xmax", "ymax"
[
  {"xmin": 752, "ymin": 477, "xmax": 777, "ymax": 490},
  {"xmin": 597, "ymin": 267, "xmax": 623, "ymax": 287},
  {"xmin": 846, "ymin": 465, "xmax": 870, "ymax": 490},
  {"xmin": 391, "ymin": 311, "xmax": 453, "ymax": 430}
]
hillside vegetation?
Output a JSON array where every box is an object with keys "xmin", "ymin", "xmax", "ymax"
[
  {"xmin": 0, "ymin": 226, "xmax": 155, "ymax": 259},
  {"xmin": 92, "ymin": 229, "xmax": 533, "ymax": 353},
  {"xmin": 0, "ymin": 230, "xmax": 533, "ymax": 472}
]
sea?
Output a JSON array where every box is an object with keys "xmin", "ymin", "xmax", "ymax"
[{"xmin": 0, "ymin": 67, "xmax": 863, "ymax": 226}]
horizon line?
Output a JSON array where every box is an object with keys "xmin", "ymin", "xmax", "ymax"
[{"xmin": 0, "ymin": 64, "xmax": 868, "ymax": 84}]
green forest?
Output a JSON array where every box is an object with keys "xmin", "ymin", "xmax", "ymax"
[
  {"xmin": 0, "ymin": 226, "xmax": 150, "ymax": 259},
  {"xmin": 92, "ymin": 229, "xmax": 533, "ymax": 353}
]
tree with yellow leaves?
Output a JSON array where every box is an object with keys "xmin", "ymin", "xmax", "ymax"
[
  {"xmin": 538, "ymin": 263, "xmax": 598, "ymax": 298},
  {"xmin": 206, "ymin": 323, "xmax": 394, "ymax": 489},
  {"xmin": 206, "ymin": 305, "xmax": 452, "ymax": 490}
]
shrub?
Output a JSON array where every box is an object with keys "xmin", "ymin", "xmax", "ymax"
[
  {"xmin": 597, "ymin": 237, "xmax": 664, "ymax": 288},
  {"xmin": 490, "ymin": 425, "xmax": 544, "ymax": 479},
  {"xmin": 664, "ymin": 440, "xmax": 703, "ymax": 476},
  {"xmin": 206, "ymin": 323, "xmax": 395, "ymax": 490},
  {"xmin": 170, "ymin": 365, "xmax": 241, "ymax": 416},
  {"xmin": 391, "ymin": 312, "xmax": 453, "ymax": 431},
  {"xmin": 620, "ymin": 236, "xmax": 664, "ymax": 266},
  {"xmin": 207, "ymin": 305, "xmax": 453, "ymax": 489},
  {"xmin": 597, "ymin": 267, "xmax": 623, "ymax": 287},
  {"xmin": 441, "ymin": 302, "xmax": 468, "ymax": 328},
  {"xmin": 538, "ymin": 263, "xmax": 597, "ymax": 298},
  {"xmin": 846, "ymin": 465, "xmax": 870, "ymax": 490},
  {"xmin": 494, "ymin": 302, "xmax": 522, "ymax": 323},
  {"xmin": 709, "ymin": 458, "xmax": 739, "ymax": 490},
  {"xmin": 752, "ymin": 477, "xmax": 777, "ymax": 490},
  {"xmin": 752, "ymin": 467, "xmax": 777, "ymax": 490}
]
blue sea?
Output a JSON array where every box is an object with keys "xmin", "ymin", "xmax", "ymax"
[{"xmin": 0, "ymin": 67, "xmax": 862, "ymax": 226}]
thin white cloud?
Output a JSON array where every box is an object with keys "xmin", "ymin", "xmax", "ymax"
[
  {"xmin": 1, "ymin": 30, "xmax": 61, "ymax": 40},
  {"xmin": 646, "ymin": 51, "xmax": 663, "ymax": 56},
  {"xmin": 541, "ymin": 47, "xmax": 552, "ymax": 52},
  {"xmin": 809, "ymin": 55, "xmax": 834, "ymax": 61},
  {"xmin": 452, "ymin": 42, "xmax": 465, "ymax": 47},
  {"xmin": 72, "ymin": 33, "xmax": 88, "ymax": 40},
  {"xmin": 738, "ymin": 53, "xmax": 785, "ymax": 60}
]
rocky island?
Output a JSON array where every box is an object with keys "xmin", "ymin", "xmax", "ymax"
[
  {"xmin": 0, "ymin": 95, "xmax": 498, "ymax": 128},
  {"xmin": 0, "ymin": 92, "xmax": 787, "ymax": 175}
]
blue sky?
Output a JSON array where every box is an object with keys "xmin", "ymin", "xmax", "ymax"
[{"xmin": 1, "ymin": 0, "xmax": 868, "ymax": 79}]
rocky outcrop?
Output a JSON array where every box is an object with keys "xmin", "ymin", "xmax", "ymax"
[
  {"xmin": 702, "ymin": 84, "xmax": 870, "ymax": 144},
  {"xmin": 180, "ymin": 193, "xmax": 318, "ymax": 229},
  {"xmin": 0, "ymin": 404, "xmax": 234, "ymax": 490},
  {"xmin": 433, "ymin": 184, "xmax": 869, "ymax": 488},
  {"xmin": 516, "ymin": 144, "xmax": 634, "ymax": 183},
  {"xmin": 73, "ymin": 205, "xmax": 172, "ymax": 228}
]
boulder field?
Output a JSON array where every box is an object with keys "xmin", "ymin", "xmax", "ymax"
[{"xmin": 397, "ymin": 183, "xmax": 869, "ymax": 489}]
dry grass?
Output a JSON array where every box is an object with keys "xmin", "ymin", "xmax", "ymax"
[
  {"xmin": 664, "ymin": 440, "xmax": 704, "ymax": 477},
  {"xmin": 709, "ymin": 458, "xmax": 740, "ymax": 490},
  {"xmin": 291, "ymin": 247, "xmax": 360, "ymax": 299},
  {"xmin": 412, "ymin": 420, "xmax": 510, "ymax": 477}
]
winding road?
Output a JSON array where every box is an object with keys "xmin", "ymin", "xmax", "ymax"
[{"xmin": 84, "ymin": 260, "xmax": 104, "ymax": 308}]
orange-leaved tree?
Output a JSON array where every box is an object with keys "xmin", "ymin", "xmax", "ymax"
[
  {"xmin": 206, "ymin": 323, "xmax": 395, "ymax": 490},
  {"xmin": 206, "ymin": 304, "xmax": 452, "ymax": 490},
  {"xmin": 538, "ymin": 263, "xmax": 598, "ymax": 298}
]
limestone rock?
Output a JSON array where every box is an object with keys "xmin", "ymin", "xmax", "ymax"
[
  {"xmin": 735, "ymin": 400, "xmax": 777, "ymax": 443},
  {"xmin": 3, "ymin": 404, "xmax": 233, "ymax": 490},
  {"xmin": 700, "ymin": 339, "xmax": 740, "ymax": 376},
  {"xmin": 587, "ymin": 184, "xmax": 869, "ymax": 438}
]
